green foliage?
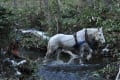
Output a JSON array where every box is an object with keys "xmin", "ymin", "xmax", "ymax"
[
  {"xmin": 20, "ymin": 33, "xmax": 47, "ymax": 48},
  {"xmin": 0, "ymin": 6, "xmax": 14, "ymax": 47},
  {"xmin": 48, "ymin": 0, "xmax": 120, "ymax": 34},
  {"xmin": 0, "ymin": 6, "xmax": 13, "ymax": 30},
  {"xmin": 0, "ymin": 0, "xmax": 119, "ymax": 48}
]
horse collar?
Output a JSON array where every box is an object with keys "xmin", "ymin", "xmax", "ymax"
[
  {"xmin": 73, "ymin": 32, "xmax": 86, "ymax": 48},
  {"xmin": 73, "ymin": 29, "xmax": 94, "ymax": 49},
  {"xmin": 85, "ymin": 29, "xmax": 89, "ymax": 44}
]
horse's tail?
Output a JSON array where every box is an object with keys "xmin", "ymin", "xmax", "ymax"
[{"xmin": 16, "ymin": 29, "xmax": 50, "ymax": 40}]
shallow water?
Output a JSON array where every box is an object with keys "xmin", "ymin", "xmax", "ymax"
[
  {"xmin": 19, "ymin": 48, "xmax": 117, "ymax": 80},
  {"xmin": 38, "ymin": 65, "xmax": 105, "ymax": 80},
  {"xmin": 39, "ymin": 68, "xmax": 79, "ymax": 80}
]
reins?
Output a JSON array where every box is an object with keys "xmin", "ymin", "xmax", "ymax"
[{"xmin": 73, "ymin": 33, "xmax": 78, "ymax": 47}]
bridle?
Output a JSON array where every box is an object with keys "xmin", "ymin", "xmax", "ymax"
[
  {"xmin": 85, "ymin": 29, "xmax": 99, "ymax": 50},
  {"xmin": 73, "ymin": 28, "xmax": 99, "ymax": 49}
]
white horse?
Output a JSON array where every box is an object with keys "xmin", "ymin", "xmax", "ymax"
[{"xmin": 45, "ymin": 27, "xmax": 105, "ymax": 63}]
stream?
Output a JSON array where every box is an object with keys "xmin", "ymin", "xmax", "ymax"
[{"xmin": 19, "ymin": 48, "xmax": 117, "ymax": 80}]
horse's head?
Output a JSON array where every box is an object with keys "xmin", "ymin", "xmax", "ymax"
[{"xmin": 94, "ymin": 27, "xmax": 105, "ymax": 44}]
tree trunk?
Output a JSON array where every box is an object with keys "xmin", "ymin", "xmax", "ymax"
[
  {"xmin": 13, "ymin": 0, "xmax": 17, "ymax": 9},
  {"xmin": 42, "ymin": 0, "xmax": 52, "ymax": 29},
  {"xmin": 55, "ymin": 0, "xmax": 62, "ymax": 33}
]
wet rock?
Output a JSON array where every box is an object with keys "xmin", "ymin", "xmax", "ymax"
[
  {"xmin": 38, "ymin": 66, "xmax": 105, "ymax": 80},
  {"xmin": 44, "ymin": 60, "xmax": 66, "ymax": 66},
  {"xmin": 45, "ymin": 64, "xmax": 104, "ymax": 71},
  {"xmin": 39, "ymin": 67, "xmax": 79, "ymax": 80}
]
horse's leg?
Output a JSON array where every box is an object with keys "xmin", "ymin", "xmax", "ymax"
[
  {"xmin": 44, "ymin": 41, "xmax": 55, "ymax": 60},
  {"xmin": 79, "ymin": 46, "xmax": 85, "ymax": 64},
  {"xmin": 62, "ymin": 49, "xmax": 78, "ymax": 59},
  {"xmin": 62, "ymin": 49, "xmax": 78, "ymax": 64},
  {"xmin": 84, "ymin": 43, "xmax": 93, "ymax": 61},
  {"xmin": 79, "ymin": 43, "xmax": 93, "ymax": 64},
  {"xmin": 56, "ymin": 49, "xmax": 62, "ymax": 61},
  {"xmin": 44, "ymin": 45, "xmax": 55, "ymax": 63},
  {"xmin": 56, "ymin": 51, "xmax": 60, "ymax": 61},
  {"xmin": 67, "ymin": 56, "xmax": 76, "ymax": 64},
  {"xmin": 86, "ymin": 47, "xmax": 93, "ymax": 61},
  {"xmin": 45, "ymin": 49, "xmax": 52, "ymax": 60},
  {"xmin": 43, "ymin": 50, "xmax": 52, "ymax": 64}
]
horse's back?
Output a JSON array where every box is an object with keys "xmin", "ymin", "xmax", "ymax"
[
  {"xmin": 48, "ymin": 33, "xmax": 75, "ymax": 48},
  {"xmin": 55, "ymin": 34, "xmax": 75, "ymax": 47},
  {"xmin": 48, "ymin": 34, "xmax": 64, "ymax": 46}
]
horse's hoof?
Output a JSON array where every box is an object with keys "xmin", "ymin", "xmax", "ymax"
[
  {"xmin": 42, "ymin": 59, "xmax": 51, "ymax": 65},
  {"xmin": 42, "ymin": 60, "xmax": 48, "ymax": 66},
  {"xmin": 43, "ymin": 59, "xmax": 47, "ymax": 63},
  {"xmin": 42, "ymin": 62, "xmax": 47, "ymax": 66}
]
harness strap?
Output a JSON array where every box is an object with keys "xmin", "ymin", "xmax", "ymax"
[
  {"xmin": 73, "ymin": 29, "xmax": 96, "ymax": 48},
  {"xmin": 73, "ymin": 32, "xmax": 86, "ymax": 48},
  {"xmin": 73, "ymin": 33, "xmax": 78, "ymax": 47},
  {"xmin": 85, "ymin": 29, "xmax": 89, "ymax": 45}
]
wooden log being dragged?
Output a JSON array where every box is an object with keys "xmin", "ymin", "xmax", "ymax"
[{"xmin": 43, "ymin": 64, "xmax": 106, "ymax": 72}]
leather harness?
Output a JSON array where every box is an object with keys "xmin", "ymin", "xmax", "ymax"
[{"xmin": 73, "ymin": 29, "xmax": 89, "ymax": 48}]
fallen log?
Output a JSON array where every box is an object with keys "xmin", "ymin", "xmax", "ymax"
[{"xmin": 43, "ymin": 64, "xmax": 106, "ymax": 72}]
